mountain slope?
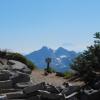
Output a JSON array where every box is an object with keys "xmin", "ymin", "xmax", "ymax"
[{"xmin": 26, "ymin": 46, "xmax": 78, "ymax": 72}]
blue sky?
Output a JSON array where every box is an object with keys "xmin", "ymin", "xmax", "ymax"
[{"xmin": 0, "ymin": 0, "xmax": 100, "ymax": 53}]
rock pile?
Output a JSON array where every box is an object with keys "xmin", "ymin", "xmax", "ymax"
[
  {"xmin": 0, "ymin": 59, "xmax": 100, "ymax": 100},
  {"xmin": 0, "ymin": 59, "xmax": 32, "ymax": 100},
  {"xmin": 0, "ymin": 59, "xmax": 78, "ymax": 100},
  {"xmin": 22, "ymin": 82, "xmax": 81, "ymax": 100}
]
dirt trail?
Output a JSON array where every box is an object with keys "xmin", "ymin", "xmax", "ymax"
[{"xmin": 31, "ymin": 69, "xmax": 67, "ymax": 86}]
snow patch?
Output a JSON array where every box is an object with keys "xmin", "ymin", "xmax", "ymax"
[{"xmin": 60, "ymin": 55, "xmax": 67, "ymax": 58}]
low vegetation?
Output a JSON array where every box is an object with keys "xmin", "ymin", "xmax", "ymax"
[
  {"xmin": 71, "ymin": 32, "xmax": 100, "ymax": 84},
  {"xmin": 56, "ymin": 71, "xmax": 74, "ymax": 79},
  {"xmin": 44, "ymin": 67, "xmax": 55, "ymax": 73},
  {"xmin": 0, "ymin": 50, "xmax": 36, "ymax": 70},
  {"xmin": 63, "ymin": 71, "xmax": 74, "ymax": 79}
]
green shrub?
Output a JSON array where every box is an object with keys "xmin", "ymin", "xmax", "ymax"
[
  {"xmin": 26, "ymin": 59, "xmax": 36, "ymax": 70},
  {"xmin": 63, "ymin": 71, "xmax": 73, "ymax": 79},
  {"xmin": 44, "ymin": 67, "xmax": 55, "ymax": 73},
  {"xmin": 7, "ymin": 52, "xmax": 27, "ymax": 63},
  {"xmin": 0, "ymin": 50, "xmax": 7, "ymax": 58},
  {"xmin": 56, "ymin": 71, "xmax": 73, "ymax": 79},
  {"xmin": 71, "ymin": 32, "xmax": 100, "ymax": 83}
]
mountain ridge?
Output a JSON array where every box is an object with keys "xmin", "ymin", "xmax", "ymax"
[{"xmin": 26, "ymin": 46, "xmax": 78, "ymax": 72}]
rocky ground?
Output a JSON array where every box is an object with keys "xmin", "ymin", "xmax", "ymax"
[
  {"xmin": 31, "ymin": 69, "xmax": 84, "ymax": 87},
  {"xmin": 0, "ymin": 58, "xmax": 82, "ymax": 100},
  {"xmin": 31, "ymin": 69, "xmax": 67, "ymax": 86},
  {"xmin": 0, "ymin": 58, "xmax": 100, "ymax": 100}
]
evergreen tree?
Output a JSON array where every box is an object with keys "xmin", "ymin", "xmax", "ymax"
[{"xmin": 71, "ymin": 32, "xmax": 100, "ymax": 83}]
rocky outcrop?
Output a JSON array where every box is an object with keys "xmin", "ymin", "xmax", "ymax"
[
  {"xmin": 0, "ymin": 59, "xmax": 32, "ymax": 100},
  {"xmin": 0, "ymin": 59, "xmax": 100, "ymax": 100}
]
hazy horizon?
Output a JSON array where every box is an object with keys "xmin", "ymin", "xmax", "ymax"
[{"xmin": 0, "ymin": 0, "xmax": 99, "ymax": 53}]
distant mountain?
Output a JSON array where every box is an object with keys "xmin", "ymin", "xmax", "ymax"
[{"xmin": 26, "ymin": 46, "xmax": 78, "ymax": 72}]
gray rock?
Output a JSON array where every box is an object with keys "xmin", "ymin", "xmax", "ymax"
[
  {"xmin": 22, "ymin": 67, "xmax": 31, "ymax": 74},
  {"xmin": 65, "ymin": 92, "xmax": 78, "ymax": 100},
  {"xmin": 0, "ymin": 58, "xmax": 8, "ymax": 65},
  {"xmin": 0, "ymin": 72, "xmax": 9, "ymax": 81},
  {"xmin": 0, "ymin": 59, "xmax": 34, "ymax": 100},
  {"xmin": 23, "ymin": 82, "xmax": 45, "ymax": 94},
  {"xmin": 82, "ymin": 89, "xmax": 100, "ymax": 100},
  {"xmin": 8, "ymin": 60, "xmax": 27, "ymax": 70},
  {"xmin": 0, "ymin": 80, "xmax": 13, "ymax": 89},
  {"xmin": 0, "ymin": 94, "xmax": 7, "ymax": 100},
  {"xmin": 93, "ymin": 81, "xmax": 100, "ymax": 89},
  {"xmin": 56, "ymin": 86, "xmax": 65, "ymax": 92},
  {"xmin": 6, "ymin": 91, "xmax": 25, "ymax": 99},
  {"xmin": 1, "ymin": 70, "xmax": 15, "ymax": 76},
  {"xmin": 2, "ymin": 65, "xmax": 12, "ymax": 70},
  {"xmin": 15, "ymin": 82, "xmax": 33, "ymax": 89},
  {"xmin": 38, "ymin": 90, "xmax": 65, "ymax": 100},
  {"xmin": 8, "ymin": 60, "xmax": 31, "ymax": 74},
  {"xmin": 61, "ymin": 86, "xmax": 80, "ymax": 96},
  {"xmin": 9, "ymin": 99, "xmax": 26, "ymax": 100},
  {"xmin": 27, "ymin": 95, "xmax": 41, "ymax": 100},
  {"xmin": 45, "ymin": 84, "xmax": 60, "ymax": 94},
  {"xmin": 0, "ymin": 89, "xmax": 20, "ymax": 94},
  {"xmin": 11, "ymin": 71, "xmax": 30, "ymax": 84},
  {"xmin": 0, "ymin": 65, "xmax": 4, "ymax": 70}
]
